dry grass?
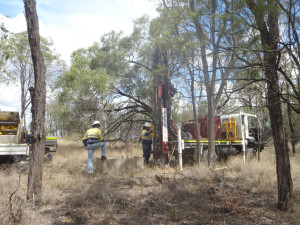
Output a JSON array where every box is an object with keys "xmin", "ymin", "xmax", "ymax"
[{"xmin": 0, "ymin": 140, "xmax": 299, "ymax": 224}]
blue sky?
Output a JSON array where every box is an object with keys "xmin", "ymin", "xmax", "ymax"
[
  {"xmin": 0, "ymin": 0, "xmax": 158, "ymax": 112},
  {"xmin": 0, "ymin": 0, "xmax": 23, "ymax": 17},
  {"xmin": 0, "ymin": 0, "xmax": 158, "ymax": 63}
]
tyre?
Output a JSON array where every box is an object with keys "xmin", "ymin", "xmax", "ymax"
[
  {"xmin": 246, "ymin": 147, "xmax": 256, "ymax": 158},
  {"xmin": 182, "ymin": 148, "xmax": 196, "ymax": 164},
  {"xmin": 45, "ymin": 146, "xmax": 50, "ymax": 154}
]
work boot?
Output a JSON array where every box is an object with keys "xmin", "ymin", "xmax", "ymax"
[{"xmin": 144, "ymin": 159, "xmax": 149, "ymax": 165}]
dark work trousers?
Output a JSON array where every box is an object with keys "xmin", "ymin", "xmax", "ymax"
[{"xmin": 142, "ymin": 143, "xmax": 151, "ymax": 162}]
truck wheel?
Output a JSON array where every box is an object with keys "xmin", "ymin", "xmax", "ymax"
[
  {"xmin": 246, "ymin": 148, "xmax": 256, "ymax": 158},
  {"xmin": 45, "ymin": 146, "xmax": 50, "ymax": 154},
  {"xmin": 202, "ymin": 149, "xmax": 220, "ymax": 162},
  {"xmin": 182, "ymin": 148, "xmax": 196, "ymax": 164}
]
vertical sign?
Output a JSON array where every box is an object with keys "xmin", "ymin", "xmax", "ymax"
[{"xmin": 162, "ymin": 108, "xmax": 168, "ymax": 142}]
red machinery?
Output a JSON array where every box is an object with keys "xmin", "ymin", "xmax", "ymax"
[
  {"xmin": 150, "ymin": 50, "xmax": 262, "ymax": 163},
  {"xmin": 151, "ymin": 50, "xmax": 178, "ymax": 162},
  {"xmin": 182, "ymin": 116, "xmax": 222, "ymax": 140}
]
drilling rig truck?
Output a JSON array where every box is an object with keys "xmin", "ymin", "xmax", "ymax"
[
  {"xmin": 150, "ymin": 55, "xmax": 263, "ymax": 162},
  {"xmin": 180, "ymin": 112, "xmax": 263, "ymax": 161}
]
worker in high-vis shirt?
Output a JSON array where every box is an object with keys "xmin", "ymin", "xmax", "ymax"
[
  {"xmin": 82, "ymin": 121, "xmax": 106, "ymax": 175},
  {"xmin": 141, "ymin": 122, "xmax": 153, "ymax": 164}
]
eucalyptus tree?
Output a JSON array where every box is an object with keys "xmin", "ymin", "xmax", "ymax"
[
  {"xmin": 24, "ymin": 0, "xmax": 46, "ymax": 206},
  {"xmin": 284, "ymin": 83, "xmax": 299, "ymax": 155},
  {"xmin": 52, "ymin": 27, "xmax": 155, "ymax": 139},
  {"xmin": 0, "ymin": 22, "xmax": 14, "ymax": 76},
  {"xmin": 5, "ymin": 31, "xmax": 64, "ymax": 128},
  {"xmin": 275, "ymin": 0, "xmax": 300, "ymax": 114},
  {"xmin": 102, "ymin": 27, "xmax": 155, "ymax": 138},
  {"xmin": 245, "ymin": 0, "xmax": 293, "ymax": 212},
  {"xmin": 152, "ymin": 0, "xmax": 248, "ymax": 167},
  {"xmin": 52, "ymin": 46, "xmax": 111, "ymax": 135},
  {"xmin": 268, "ymin": 0, "xmax": 300, "ymax": 156}
]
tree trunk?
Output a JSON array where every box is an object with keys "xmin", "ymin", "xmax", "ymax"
[
  {"xmin": 20, "ymin": 66, "xmax": 26, "ymax": 121},
  {"xmin": 207, "ymin": 0, "xmax": 217, "ymax": 169},
  {"xmin": 189, "ymin": 0, "xmax": 220, "ymax": 168},
  {"xmin": 267, "ymin": 69, "xmax": 293, "ymax": 211},
  {"xmin": 190, "ymin": 65, "xmax": 201, "ymax": 165},
  {"xmin": 207, "ymin": 94, "xmax": 216, "ymax": 168},
  {"xmin": 246, "ymin": 0, "xmax": 293, "ymax": 211},
  {"xmin": 24, "ymin": 0, "xmax": 46, "ymax": 206},
  {"xmin": 288, "ymin": 109, "xmax": 296, "ymax": 155},
  {"xmin": 287, "ymin": 84, "xmax": 296, "ymax": 155}
]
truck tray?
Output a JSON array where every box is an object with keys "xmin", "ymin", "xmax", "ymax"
[
  {"xmin": 45, "ymin": 136, "xmax": 58, "ymax": 152},
  {"xmin": 0, "ymin": 144, "xmax": 29, "ymax": 155}
]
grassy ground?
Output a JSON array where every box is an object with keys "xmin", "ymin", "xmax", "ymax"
[{"xmin": 0, "ymin": 139, "xmax": 299, "ymax": 224}]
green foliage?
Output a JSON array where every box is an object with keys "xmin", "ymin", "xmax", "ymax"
[
  {"xmin": 52, "ymin": 47, "xmax": 110, "ymax": 133},
  {"xmin": 51, "ymin": 23, "xmax": 158, "ymax": 137},
  {"xmin": 7, "ymin": 32, "xmax": 65, "ymax": 85},
  {"xmin": 0, "ymin": 22, "xmax": 15, "ymax": 81},
  {"xmin": 2, "ymin": 31, "xmax": 65, "ymax": 129},
  {"xmin": 172, "ymin": 101, "xmax": 194, "ymax": 123},
  {"xmin": 283, "ymin": 104, "xmax": 300, "ymax": 145},
  {"xmin": 62, "ymin": 51, "xmax": 110, "ymax": 94},
  {"xmin": 49, "ymin": 0, "xmax": 290, "ymax": 139}
]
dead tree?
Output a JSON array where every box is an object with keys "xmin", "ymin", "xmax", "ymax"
[{"xmin": 24, "ymin": 0, "xmax": 46, "ymax": 205}]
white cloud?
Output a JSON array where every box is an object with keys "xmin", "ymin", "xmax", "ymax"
[
  {"xmin": 1, "ymin": 0, "xmax": 158, "ymax": 112},
  {"xmin": 0, "ymin": 83, "xmax": 21, "ymax": 112},
  {"xmin": 39, "ymin": 22, "xmax": 84, "ymax": 62},
  {"xmin": 0, "ymin": 13, "xmax": 26, "ymax": 33},
  {"xmin": 1, "ymin": 0, "xmax": 158, "ymax": 63},
  {"xmin": 38, "ymin": 13, "xmax": 134, "ymax": 62}
]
